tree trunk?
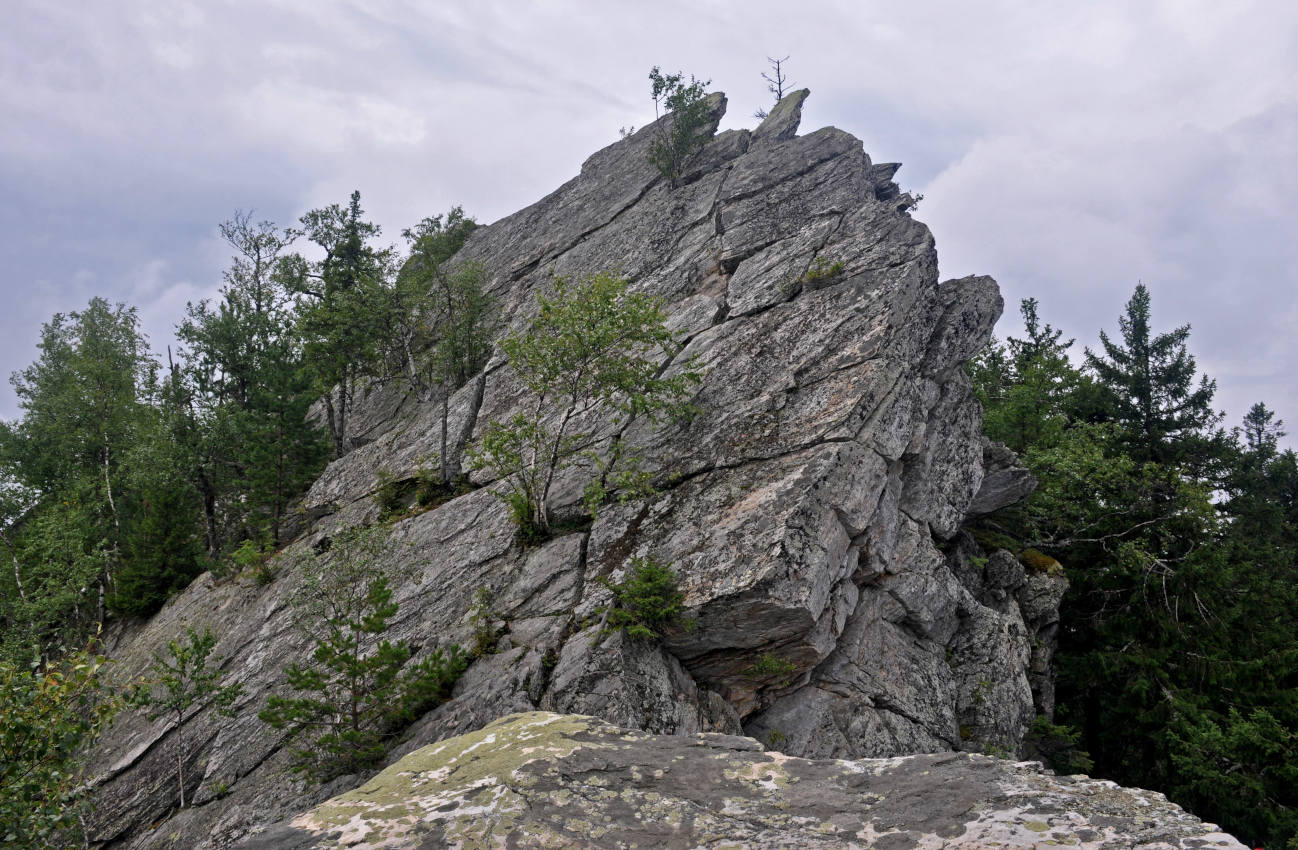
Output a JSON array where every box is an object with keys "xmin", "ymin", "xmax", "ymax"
[
  {"xmin": 324, "ymin": 392, "xmax": 344, "ymax": 458},
  {"xmin": 439, "ymin": 395, "xmax": 450, "ymax": 484},
  {"xmin": 538, "ymin": 403, "xmax": 578, "ymax": 532},
  {"xmin": 101, "ymin": 440, "xmax": 121, "ymax": 591},
  {"xmin": 176, "ymin": 713, "xmax": 186, "ymax": 809}
]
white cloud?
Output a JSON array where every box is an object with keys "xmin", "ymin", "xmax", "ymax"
[{"xmin": 1, "ymin": 0, "xmax": 1295, "ymax": 432}]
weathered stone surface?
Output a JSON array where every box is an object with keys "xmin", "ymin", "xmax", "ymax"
[
  {"xmin": 230, "ymin": 712, "xmax": 1246, "ymax": 850},
  {"xmin": 752, "ymin": 87, "xmax": 810, "ymax": 143},
  {"xmin": 82, "ymin": 89, "xmax": 1115, "ymax": 848},
  {"xmin": 968, "ymin": 438, "xmax": 1039, "ymax": 517},
  {"xmin": 541, "ymin": 628, "xmax": 742, "ymax": 736}
]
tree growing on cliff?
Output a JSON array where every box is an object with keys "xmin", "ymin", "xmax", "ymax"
[
  {"xmin": 386, "ymin": 208, "xmax": 494, "ymax": 484},
  {"xmin": 467, "ymin": 272, "xmax": 700, "ymax": 539},
  {"xmin": 647, "ymin": 67, "xmax": 713, "ymax": 187},
  {"xmin": 259, "ymin": 526, "xmax": 467, "ymax": 780},
  {"xmin": 753, "ymin": 55, "xmax": 793, "ymax": 119},
  {"xmin": 283, "ymin": 191, "xmax": 394, "ymax": 458},
  {"xmin": 131, "ymin": 626, "xmax": 241, "ymax": 809}
]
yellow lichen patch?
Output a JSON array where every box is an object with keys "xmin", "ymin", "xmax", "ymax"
[
  {"xmin": 1023, "ymin": 819, "xmax": 1050, "ymax": 832},
  {"xmin": 292, "ymin": 713, "xmax": 606, "ymax": 847}
]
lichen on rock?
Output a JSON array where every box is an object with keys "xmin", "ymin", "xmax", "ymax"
[{"xmin": 232, "ymin": 712, "xmax": 1248, "ymax": 850}]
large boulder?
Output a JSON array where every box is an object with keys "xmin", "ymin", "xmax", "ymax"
[{"xmin": 232, "ymin": 712, "xmax": 1246, "ymax": 850}]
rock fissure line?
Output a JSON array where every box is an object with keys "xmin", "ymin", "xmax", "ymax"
[{"xmin": 719, "ymin": 147, "xmax": 856, "ymax": 207}]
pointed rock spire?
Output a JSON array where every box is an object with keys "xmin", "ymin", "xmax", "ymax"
[{"xmin": 753, "ymin": 88, "xmax": 810, "ymax": 143}]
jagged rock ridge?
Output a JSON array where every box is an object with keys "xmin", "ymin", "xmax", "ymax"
[{"xmin": 88, "ymin": 89, "xmax": 1072, "ymax": 849}]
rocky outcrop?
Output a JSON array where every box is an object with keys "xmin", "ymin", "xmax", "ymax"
[
  {"xmin": 233, "ymin": 712, "xmax": 1246, "ymax": 850},
  {"xmin": 85, "ymin": 89, "xmax": 1084, "ymax": 848}
]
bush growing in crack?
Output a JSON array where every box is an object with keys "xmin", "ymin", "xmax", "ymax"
[
  {"xmin": 745, "ymin": 652, "xmax": 798, "ymax": 686},
  {"xmin": 800, "ymin": 255, "xmax": 845, "ymax": 286},
  {"xmin": 601, "ymin": 557, "xmax": 691, "ymax": 641},
  {"xmin": 647, "ymin": 67, "xmax": 713, "ymax": 188}
]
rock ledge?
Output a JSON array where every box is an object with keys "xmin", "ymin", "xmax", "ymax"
[{"xmin": 236, "ymin": 712, "xmax": 1245, "ymax": 850}]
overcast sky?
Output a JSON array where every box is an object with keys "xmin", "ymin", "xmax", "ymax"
[{"xmin": 3, "ymin": 0, "xmax": 1295, "ymax": 440}]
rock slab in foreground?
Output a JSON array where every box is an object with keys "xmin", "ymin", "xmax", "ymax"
[{"xmin": 235, "ymin": 712, "xmax": 1244, "ymax": 850}]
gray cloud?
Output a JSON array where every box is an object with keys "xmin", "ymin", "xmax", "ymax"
[{"xmin": 2, "ymin": 0, "xmax": 1295, "ymax": 439}]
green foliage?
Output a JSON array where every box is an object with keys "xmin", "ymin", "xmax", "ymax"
[
  {"xmin": 745, "ymin": 652, "xmax": 798, "ymax": 684},
  {"xmin": 0, "ymin": 298, "xmax": 180, "ymax": 653},
  {"xmin": 972, "ymin": 290, "xmax": 1298, "ymax": 848},
  {"xmin": 131, "ymin": 626, "xmax": 241, "ymax": 808},
  {"xmin": 373, "ymin": 470, "xmax": 407, "ymax": 519},
  {"xmin": 414, "ymin": 467, "xmax": 449, "ymax": 508},
  {"xmin": 968, "ymin": 297, "xmax": 1079, "ymax": 455},
  {"xmin": 468, "ymin": 272, "xmax": 700, "ymax": 538},
  {"xmin": 1167, "ymin": 706, "xmax": 1298, "ymax": 844},
  {"xmin": 1083, "ymin": 283, "xmax": 1220, "ymax": 466},
  {"xmin": 800, "ymin": 255, "xmax": 845, "ymax": 285},
  {"xmin": 284, "ymin": 191, "xmax": 395, "ymax": 458},
  {"xmin": 2, "ymin": 297, "xmax": 156, "ymax": 497},
  {"xmin": 467, "ymin": 587, "xmax": 498, "ymax": 658},
  {"xmin": 604, "ymin": 557, "xmax": 688, "ymax": 641},
  {"xmin": 258, "ymin": 526, "xmax": 467, "ymax": 780},
  {"xmin": 110, "ymin": 415, "xmax": 205, "ymax": 617},
  {"xmin": 178, "ymin": 210, "xmax": 329, "ymax": 550},
  {"xmin": 0, "ymin": 645, "xmax": 122, "ymax": 847},
  {"xmin": 223, "ymin": 537, "xmax": 275, "ymax": 585},
  {"xmin": 388, "ymin": 208, "xmax": 494, "ymax": 485},
  {"xmin": 647, "ymin": 67, "xmax": 714, "ymax": 187},
  {"xmin": 0, "ymin": 482, "xmax": 107, "ymax": 661}
]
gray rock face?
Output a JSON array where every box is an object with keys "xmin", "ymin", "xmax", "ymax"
[
  {"xmin": 968, "ymin": 438, "xmax": 1040, "ymax": 517},
  {"xmin": 84, "ymin": 89, "xmax": 1088, "ymax": 849},
  {"xmin": 231, "ymin": 713, "xmax": 1246, "ymax": 850}
]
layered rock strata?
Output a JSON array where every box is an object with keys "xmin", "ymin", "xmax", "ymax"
[{"xmin": 87, "ymin": 90, "xmax": 1072, "ymax": 848}]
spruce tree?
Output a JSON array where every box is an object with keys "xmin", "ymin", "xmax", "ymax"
[
  {"xmin": 285, "ymin": 191, "xmax": 393, "ymax": 457},
  {"xmin": 1083, "ymin": 283, "xmax": 1218, "ymax": 465}
]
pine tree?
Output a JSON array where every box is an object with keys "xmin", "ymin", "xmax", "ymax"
[
  {"xmin": 285, "ymin": 191, "xmax": 394, "ymax": 457},
  {"xmin": 259, "ymin": 527, "xmax": 466, "ymax": 780},
  {"xmin": 131, "ymin": 627, "xmax": 241, "ymax": 809},
  {"xmin": 1083, "ymin": 283, "xmax": 1219, "ymax": 465}
]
